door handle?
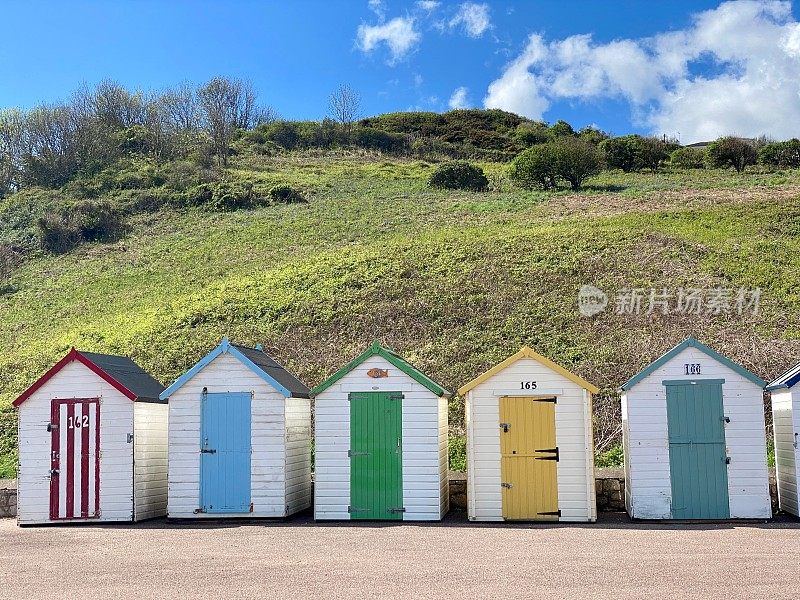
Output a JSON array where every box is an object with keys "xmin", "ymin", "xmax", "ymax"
[{"xmin": 50, "ymin": 469, "xmax": 59, "ymax": 477}]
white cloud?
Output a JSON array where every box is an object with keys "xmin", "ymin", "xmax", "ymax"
[
  {"xmin": 449, "ymin": 3, "xmax": 491, "ymax": 38},
  {"xmin": 416, "ymin": 0, "xmax": 440, "ymax": 11},
  {"xmin": 448, "ymin": 86, "xmax": 471, "ymax": 109},
  {"xmin": 357, "ymin": 17, "xmax": 422, "ymax": 65},
  {"xmin": 368, "ymin": 0, "xmax": 385, "ymax": 20},
  {"xmin": 483, "ymin": 1, "xmax": 800, "ymax": 142}
]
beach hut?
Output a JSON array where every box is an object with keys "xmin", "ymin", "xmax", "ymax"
[
  {"xmin": 160, "ymin": 337, "xmax": 311, "ymax": 518},
  {"xmin": 767, "ymin": 360, "xmax": 800, "ymax": 516},
  {"xmin": 621, "ymin": 337, "xmax": 770, "ymax": 520},
  {"xmin": 459, "ymin": 347, "xmax": 599, "ymax": 522},
  {"xmin": 313, "ymin": 341, "xmax": 450, "ymax": 521},
  {"xmin": 13, "ymin": 348, "xmax": 166, "ymax": 525}
]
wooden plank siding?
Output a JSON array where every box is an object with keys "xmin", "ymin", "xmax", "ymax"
[
  {"xmin": 168, "ymin": 352, "xmax": 309, "ymax": 518},
  {"xmin": 622, "ymin": 346, "xmax": 771, "ymax": 519},
  {"xmin": 314, "ymin": 354, "xmax": 448, "ymax": 521},
  {"xmin": 465, "ymin": 356, "xmax": 596, "ymax": 522},
  {"xmin": 772, "ymin": 389, "xmax": 799, "ymax": 516},
  {"xmin": 133, "ymin": 402, "xmax": 168, "ymax": 521},
  {"xmin": 17, "ymin": 360, "xmax": 136, "ymax": 524}
]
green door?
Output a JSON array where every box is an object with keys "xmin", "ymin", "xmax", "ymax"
[
  {"xmin": 666, "ymin": 380, "xmax": 730, "ymax": 519},
  {"xmin": 349, "ymin": 391, "xmax": 403, "ymax": 520}
]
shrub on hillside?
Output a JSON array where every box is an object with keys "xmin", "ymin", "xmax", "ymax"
[
  {"xmin": 510, "ymin": 138, "xmax": 601, "ymax": 191},
  {"xmin": 509, "ymin": 144, "xmax": 559, "ymax": 189},
  {"xmin": 670, "ymin": 147, "xmax": 706, "ymax": 169},
  {"xmin": 578, "ymin": 126, "xmax": 610, "ymax": 146},
  {"xmin": 36, "ymin": 214, "xmax": 81, "ymax": 253},
  {"xmin": 513, "ymin": 121, "xmax": 552, "ymax": 147},
  {"xmin": 553, "ymin": 137, "xmax": 602, "ymax": 190},
  {"xmin": 706, "ymin": 136, "xmax": 757, "ymax": 172},
  {"xmin": 759, "ymin": 139, "xmax": 800, "ymax": 168},
  {"xmin": 550, "ymin": 119, "xmax": 576, "ymax": 137},
  {"xmin": 36, "ymin": 200, "xmax": 126, "ymax": 253},
  {"xmin": 269, "ymin": 184, "xmax": 307, "ymax": 204},
  {"xmin": 428, "ymin": 161, "xmax": 489, "ymax": 191},
  {"xmin": 601, "ymin": 135, "xmax": 675, "ymax": 172}
]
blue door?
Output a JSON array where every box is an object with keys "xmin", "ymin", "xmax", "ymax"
[
  {"xmin": 666, "ymin": 380, "xmax": 730, "ymax": 519},
  {"xmin": 200, "ymin": 392, "xmax": 251, "ymax": 513}
]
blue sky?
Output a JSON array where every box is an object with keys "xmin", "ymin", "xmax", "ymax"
[{"xmin": 1, "ymin": 1, "xmax": 799, "ymax": 142}]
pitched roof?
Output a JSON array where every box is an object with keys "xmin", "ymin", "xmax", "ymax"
[
  {"xmin": 311, "ymin": 341, "xmax": 450, "ymax": 397},
  {"xmin": 766, "ymin": 360, "xmax": 800, "ymax": 391},
  {"xmin": 620, "ymin": 336, "xmax": 766, "ymax": 391},
  {"xmin": 159, "ymin": 337, "xmax": 310, "ymax": 400},
  {"xmin": 14, "ymin": 348, "xmax": 165, "ymax": 407},
  {"xmin": 458, "ymin": 347, "xmax": 600, "ymax": 396},
  {"xmin": 230, "ymin": 344, "xmax": 310, "ymax": 398}
]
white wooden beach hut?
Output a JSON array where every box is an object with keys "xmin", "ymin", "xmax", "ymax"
[
  {"xmin": 621, "ymin": 337, "xmax": 770, "ymax": 520},
  {"xmin": 13, "ymin": 348, "xmax": 167, "ymax": 525},
  {"xmin": 161, "ymin": 337, "xmax": 311, "ymax": 518},
  {"xmin": 312, "ymin": 341, "xmax": 450, "ymax": 521},
  {"xmin": 767, "ymin": 359, "xmax": 800, "ymax": 516},
  {"xmin": 459, "ymin": 347, "xmax": 599, "ymax": 522}
]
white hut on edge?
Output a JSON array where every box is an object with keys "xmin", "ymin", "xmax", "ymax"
[
  {"xmin": 767, "ymin": 360, "xmax": 800, "ymax": 516},
  {"xmin": 13, "ymin": 348, "xmax": 167, "ymax": 525},
  {"xmin": 621, "ymin": 337, "xmax": 770, "ymax": 520},
  {"xmin": 313, "ymin": 341, "xmax": 450, "ymax": 521},
  {"xmin": 459, "ymin": 347, "xmax": 599, "ymax": 522},
  {"xmin": 160, "ymin": 338, "xmax": 311, "ymax": 518}
]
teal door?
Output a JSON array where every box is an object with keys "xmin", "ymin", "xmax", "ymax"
[
  {"xmin": 666, "ymin": 380, "xmax": 730, "ymax": 519},
  {"xmin": 349, "ymin": 392, "xmax": 403, "ymax": 520},
  {"xmin": 201, "ymin": 391, "xmax": 251, "ymax": 513}
]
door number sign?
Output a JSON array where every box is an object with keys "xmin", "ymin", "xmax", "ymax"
[
  {"xmin": 520, "ymin": 381, "xmax": 538, "ymax": 390},
  {"xmin": 684, "ymin": 364, "xmax": 702, "ymax": 375}
]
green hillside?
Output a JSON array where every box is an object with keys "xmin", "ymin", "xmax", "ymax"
[{"xmin": 2, "ymin": 148, "xmax": 800, "ymax": 476}]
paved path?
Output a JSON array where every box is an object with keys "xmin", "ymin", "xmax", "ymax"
[{"xmin": 1, "ymin": 512, "xmax": 799, "ymax": 599}]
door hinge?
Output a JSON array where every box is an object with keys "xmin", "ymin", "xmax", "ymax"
[
  {"xmin": 535, "ymin": 447, "xmax": 560, "ymax": 462},
  {"xmin": 532, "ymin": 397, "xmax": 557, "ymax": 404},
  {"xmin": 127, "ymin": 433, "xmax": 134, "ymax": 444},
  {"xmin": 500, "ymin": 422, "xmax": 511, "ymax": 433},
  {"xmin": 538, "ymin": 510, "xmax": 561, "ymax": 517},
  {"xmin": 348, "ymin": 450, "xmax": 370, "ymax": 457},
  {"xmin": 388, "ymin": 507, "xmax": 406, "ymax": 513},
  {"xmin": 348, "ymin": 506, "xmax": 369, "ymax": 514},
  {"xmin": 501, "ymin": 482, "xmax": 513, "ymax": 489},
  {"xmin": 389, "ymin": 393, "xmax": 404, "ymax": 401}
]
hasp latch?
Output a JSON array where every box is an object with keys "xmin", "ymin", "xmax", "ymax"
[
  {"xmin": 348, "ymin": 450, "xmax": 370, "ymax": 457},
  {"xmin": 388, "ymin": 507, "xmax": 406, "ymax": 513}
]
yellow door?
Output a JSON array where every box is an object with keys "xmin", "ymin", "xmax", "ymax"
[{"xmin": 499, "ymin": 396, "xmax": 559, "ymax": 520}]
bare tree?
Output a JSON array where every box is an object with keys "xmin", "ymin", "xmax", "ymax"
[
  {"xmin": 162, "ymin": 82, "xmax": 201, "ymax": 132},
  {"xmin": 328, "ymin": 84, "xmax": 361, "ymax": 135},
  {"xmin": 252, "ymin": 105, "xmax": 280, "ymax": 127},
  {"xmin": 198, "ymin": 77, "xmax": 240, "ymax": 165}
]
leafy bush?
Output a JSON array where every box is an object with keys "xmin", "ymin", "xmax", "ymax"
[
  {"xmin": 509, "ymin": 144, "xmax": 559, "ymax": 189},
  {"xmin": 553, "ymin": 137, "xmax": 602, "ymax": 190},
  {"xmin": 595, "ymin": 444, "xmax": 624, "ymax": 468},
  {"xmin": 428, "ymin": 161, "xmax": 489, "ymax": 191},
  {"xmin": 670, "ymin": 147, "xmax": 706, "ymax": 169},
  {"xmin": 269, "ymin": 184, "xmax": 307, "ymax": 204},
  {"xmin": 578, "ymin": 126, "xmax": 610, "ymax": 145},
  {"xmin": 601, "ymin": 135, "xmax": 676, "ymax": 172},
  {"xmin": 513, "ymin": 122, "xmax": 552, "ymax": 147},
  {"xmin": 449, "ymin": 434, "xmax": 466, "ymax": 472},
  {"xmin": 550, "ymin": 119, "xmax": 576, "ymax": 137},
  {"xmin": 37, "ymin": 200, "xmax": 126, "ymax": 252},
  {"xmin": 758, "ymin": 139, "xmax": 800, "ymax": 168},
  {"xmin": 36, "ymin": 213, "xmax": 82, "ymax": 253},
  {"xmin": 510, "ymin": 138, "xmax": 601, "ymax": 191},
  {"xmin": 706, "ymin": 136, "xmax": 757, "ymax": 172}
]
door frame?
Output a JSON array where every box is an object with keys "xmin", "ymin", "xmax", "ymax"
[
  {"xmin": 348, "ymin": 391, "xmax": 404, "ymax": 520},
  {"xmin": 200, "ymin": 391, "xmax": 252, "ymax": 514},
  {"xmin": 49, "ymin": 397, "xmax": 101, "ymax": 521},
  {"xmin": 499, "ymin": 394, "xmax": 560, "ymax": 521},
  {"xmin": 664, "ymin": 379, "xmax": 730, "ymax": 519}
]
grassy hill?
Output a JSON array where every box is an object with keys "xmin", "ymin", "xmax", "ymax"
[{"xmin": 2, "ymin": 151, "xmax": 800, "ymax": 477}]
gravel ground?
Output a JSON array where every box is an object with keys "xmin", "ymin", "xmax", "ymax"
[{"xmin": 1, "ymin": 512, "xmax": 799, "ymax": 600}]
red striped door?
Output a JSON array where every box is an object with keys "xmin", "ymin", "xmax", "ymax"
[{"xmin": 50, "ymin": 398, "xmax": 100, "ymax": 520}]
